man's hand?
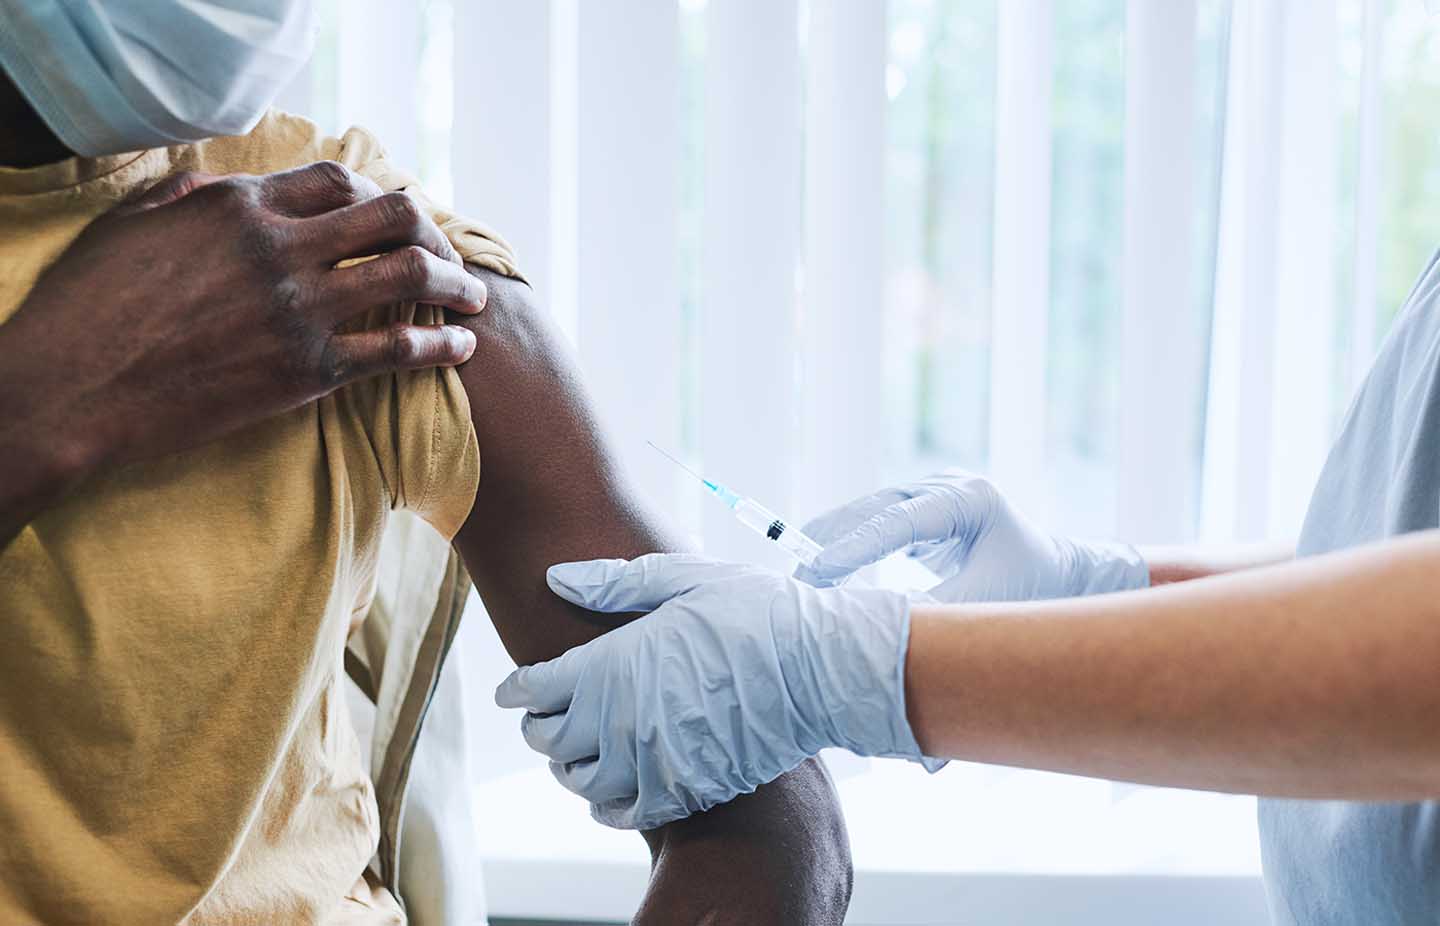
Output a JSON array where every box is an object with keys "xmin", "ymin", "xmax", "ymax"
[{"xmin": 0, "ymin": 161, "xmax": 487, "ymax": 542}]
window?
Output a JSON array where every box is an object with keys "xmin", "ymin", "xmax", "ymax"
[
  {"xmin": 1379, "ymin": 2, "xmax": 1440, "ymax": 329},
  {"xmin": 282, "ymin": 1, "xmax": 1438, "ymax": 921},
  {"xmin": 884, "ymin": 0, "xmax": 997, "ymax": 481}
]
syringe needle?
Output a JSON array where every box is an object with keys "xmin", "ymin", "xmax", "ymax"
[
  {"xmin": 646, "ymin": 441, "xmax": 709, "ymax": 486},
  {"xmin": 645, "ymin": 438, "xmax": 822, "ymax": 565}
]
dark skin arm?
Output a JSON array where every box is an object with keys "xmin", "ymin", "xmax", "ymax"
[
  {"xmin": 0, "ymin": 165, "xmax": 488, "ymax": 549},
  {"xmin": 0, "ymin": 166, "xmax": 491, "ymax": 548},
  {"xmin": 0, "ymin": 65, "xmax": 848, "ymax": 920},
  {"xmin": 0, "ymin": 77, "xmax": 488, "ymax": 550},
  {"xmin": 451, "ymin": 269, "xmax": 853, "ymax": 925}
]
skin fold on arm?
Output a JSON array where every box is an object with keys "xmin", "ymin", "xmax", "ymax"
[{"xmin": 449, "ymin": 268, "xmax": 852, "ymax": 925}]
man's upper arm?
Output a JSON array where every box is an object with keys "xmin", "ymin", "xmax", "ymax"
[
  {"xmin": 447, "ymin": 266, "xmax": 852, "ymax": 925},
  {"xmin": 447, "ymin": 268, "xmax": 685, "ymax": 660}
]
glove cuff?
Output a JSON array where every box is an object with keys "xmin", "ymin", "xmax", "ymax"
[
  {"xmin": 892, "ymin": 605, "xmax": 949, "ymax": 774},
  {"xmin": 1064, "ymin": 538, "xmax": 1150, "ymax": 596},
  {"xmin": 785, "ymin": 587, "xmax": 945, "ymax": 771}
]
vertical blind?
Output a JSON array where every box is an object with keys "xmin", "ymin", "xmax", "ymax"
[
  {"xmin": 274, "ymin": 0, "xmax": 1440, "ymax": 907},
  {"xmin": 281, "ymin": 0, "xmax": 1437, "ymax": 562}
]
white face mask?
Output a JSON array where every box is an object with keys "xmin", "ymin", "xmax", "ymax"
[{"xmin": 0, "ymin": 0, "xmax": 316, "ymax": 157}]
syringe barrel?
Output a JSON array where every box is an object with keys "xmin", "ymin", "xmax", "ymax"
[
  {"xmin": 774, "ymin": 526, "xmax": 823, "ymax": 566},
  {"xmin": 733, "ymin": 498, "xmax": 824, "ymax": 566}
]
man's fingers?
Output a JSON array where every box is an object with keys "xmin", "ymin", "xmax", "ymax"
[
  {"xmin": 545, "ymin": 554, "xmax": 761, "ymax": 613},
  {"xmin": 322, "ymin": 247, "xmax": 487, "ymax": 321},
  {"xmin": 495, "ymin": 649, "xmax": 587, "ymax": 714},
  {"xmin": 112, "ymin": 171, "xmax": 223, "ymax": 216},
  {"xmin": 326, "ymin": 323, "xmax": 476, "ymax": 384},
  {"xmin": 260, "ymin": 160, "xmax": 385, "ymax": 218},
  {"xmin": 520, "ymin": 711, "xmax": 599, "ymax": 765},
  {"xmin": 294, "ymin": 190, "xmax": 461, "ymax": 267}
]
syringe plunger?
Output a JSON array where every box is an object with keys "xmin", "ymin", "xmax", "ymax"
[{"xmin": 730, "ymin": 496, "xmax": 822, "ymax": 567}]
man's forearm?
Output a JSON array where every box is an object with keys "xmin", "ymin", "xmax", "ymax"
[
  {"xmin": 0, "ymin": 431, "xmax": 65, "ymax": 550},
  {"xmin": 0, "ymin": 345, "xmax": 97, "ymax": 548},
  {"xmin": 907, "ymin": 531, "xmax": 1440, "ymax": 798},
  {"xmin": 451, "ymin": 269, "xmax": 851, "ymax": 924}
]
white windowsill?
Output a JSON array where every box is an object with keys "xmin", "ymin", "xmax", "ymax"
[{"xmin": 474, "ymin": 757, "xmax": 1267, "ymax": 925}]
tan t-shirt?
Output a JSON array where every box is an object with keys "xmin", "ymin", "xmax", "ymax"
[{"xmin": 0, "ymin": 112, "xmax": 517, "ymax": 925}]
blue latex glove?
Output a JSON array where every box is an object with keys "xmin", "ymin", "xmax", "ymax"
[
  {"xmin": 494, "ymin": 554, "xmax": 942, "ymax": 831},
  {"xmin": 795, "ymin": 470, "xmax": 1149, "ymax": 601}
]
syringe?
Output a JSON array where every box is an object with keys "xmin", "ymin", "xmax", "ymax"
[{"xmin": 648, "ymin": 441, "xmax": 824, "ymax": 567}]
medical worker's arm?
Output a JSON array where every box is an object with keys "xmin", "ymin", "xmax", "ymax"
[
  {"xmin": 1138, "ymin": 542, "xmax": 1293, "ymax": 585},
  {"xmin": 795, "ymin": 470, "xmax": 1288, "ymax": 600},
  {"xmin": 904, "ymin": 529, "xmax": 1440, "ymax": 795},
  {"xmin": 506, "ymin": 532, "xmax": 1440, "ymax": 828},
  {"xmin": 448, "ymin": 269, "xmax": 852, "ymax": 926}
]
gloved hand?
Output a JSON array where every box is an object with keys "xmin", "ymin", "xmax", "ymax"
[
  {"xmin": 794, "ymin": 470, "xmax": 1148, "ymax": 602},
  {"xmin": 494, "ymin": 554, "xmax": 943, "ymax": 831}
]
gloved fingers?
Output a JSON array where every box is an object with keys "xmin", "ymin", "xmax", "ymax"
[
  {"xmin": 804, "ymin": 500, "xmax": 925, "ymax": 578},
  {"xmin": 795, "ymin": 489, "xmax": 912, "ymax": 586},
  {"xmin": 594, "ymin": 793, "xmax": 695, "ymax": 832},
  {"xmin": 923, "ymin": 467, "xmax": 988, "ymax": 487},
  {"xmin": 802, "ymin": 471, "xmax": 983, "ymax": 548},
  {"xmin": 520, "ymin": 710, "xmax": 601, "ymax": 765},
  {"xmin": 590, "ymin": 797, "xmax": 644, "ymax": 830},
  {"xmin": 549, "ymin": 756, "xmax": 638, "ymax": 806},
  {"xmin": 810, "ymin": 491, "xmax": 977, "ymax": 579},
  {"xmin": 546, "ymin": 554, "xmax": 763, "ymax": 613},
  {"xmin": 799, "ymin": 488, "xmax": 911, "ymax": 546},
  {"xmin": 889, "ymin": 491, "xmax": 979, "ymax": 543},
  {"xmin": 906, "ymin": 587, "xmax": 942, "ymax": 605},
  {"xmin": 494, "ymin": 646, "xmax": 588, "ymax": 713}
]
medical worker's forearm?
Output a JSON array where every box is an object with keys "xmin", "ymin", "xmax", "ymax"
[
  {"xmin": 906, "ymin": 530, "xmax": 1440, "ymax": 798},
  {"xmin": 1138, "ymin": 541, "xmax": 1293, "ymax": 585},
  {"xmin": 451, "ymin": 268, "xmax": 851, "ymax": 925}
]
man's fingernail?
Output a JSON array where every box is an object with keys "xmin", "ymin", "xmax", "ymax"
[{"xmin": 454, "ymin": 326, "xmax": 477, "ymax": 360}]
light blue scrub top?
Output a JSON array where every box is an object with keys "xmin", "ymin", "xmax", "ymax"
[{"xmin": 1258, "ymin": 249, "xmax": 1440, "ymax": 923}]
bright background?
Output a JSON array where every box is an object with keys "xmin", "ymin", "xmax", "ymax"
[{"xmin": 281, "ymin": 0, "xmax": 1440, "ymax": 923}]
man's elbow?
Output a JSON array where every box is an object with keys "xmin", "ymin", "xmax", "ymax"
[{"xmin": 637, "ymin": 758, "xmax": 854, "ymax": 925}]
